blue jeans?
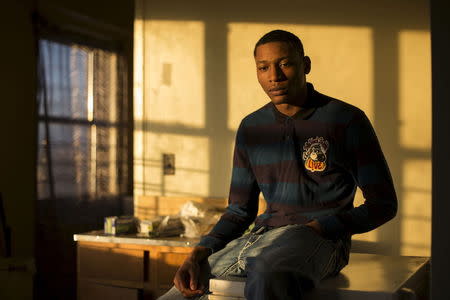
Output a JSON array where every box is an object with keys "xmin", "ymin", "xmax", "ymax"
[{"xmin": 157, "ymin": 224, "xmax": 350, "ymax": 300}]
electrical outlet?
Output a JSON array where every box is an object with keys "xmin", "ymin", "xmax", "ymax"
[{"xmin": 163, "ymin": 153, "xmax": 175, "ymax": 175}]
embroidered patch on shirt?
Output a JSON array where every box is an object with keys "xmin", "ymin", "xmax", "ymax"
[{"xmin": 302, "ymin": 136, "xmax": 329, "ymax": 172}]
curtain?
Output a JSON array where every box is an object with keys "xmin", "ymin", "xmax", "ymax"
[
  {"xmin": 35, "ymin": 38, "xmax": 130, "ymax": 300},
  {"xmin": 37, "ymin": 39, "xmax": 129, "ymax": 204}
]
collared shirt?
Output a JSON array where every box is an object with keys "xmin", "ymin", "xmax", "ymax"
[{"xmin": 198, "ymin": 83, "xmax": 397, "ymax": 253}]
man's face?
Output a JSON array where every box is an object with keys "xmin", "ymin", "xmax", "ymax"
[{"xmin": 255, "ymin": 41, "xmax": 310, "ymax": 105}]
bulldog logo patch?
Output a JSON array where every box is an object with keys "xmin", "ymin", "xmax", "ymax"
[{"xmin": 302, "ymin": 137, "xmax": 329, "ymax": 172}]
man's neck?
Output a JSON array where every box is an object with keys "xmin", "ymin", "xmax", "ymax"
[
  {"xmin": 274, "ymin": 85, "xmax": 309, "ymax": 117},
  {"xmin": 274, "ymin": 103, "xmax": 302, "ymax": 117}
]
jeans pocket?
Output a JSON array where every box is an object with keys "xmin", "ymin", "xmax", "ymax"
[
  {"xmin": 325, "ymin": 239, "xmax": 349, "ymax": 278},
  {"xmin": 334, "ymin": 239, "xmax": 350, "ymax": 273},
  {"xmin": 301, "ymin": 224, "xmax": 336, "ymax": 245},
  {"xmin": 320, "ymin": 250, "xmax": 337, "ymax": 279},
  {"xmin": 294, "ymin": 226, "xmax": 339, "ymax": 281}
]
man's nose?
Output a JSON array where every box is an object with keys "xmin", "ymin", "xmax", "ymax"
[{"xmin": 269, "ymin": 65, "xmax": 284, "ymax": 82}]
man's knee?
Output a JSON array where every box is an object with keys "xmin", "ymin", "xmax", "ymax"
[
  {"xmin": 245, "ymin": 257, "xmax": 311, "ymax": 299},
  {"xmin": 245, "ymin": 256, "xmax": 278, "ymax": 285}
]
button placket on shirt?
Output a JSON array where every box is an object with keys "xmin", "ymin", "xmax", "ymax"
[{"xmin": 284, "ymin": 117, "xmax": 295, "ymax": 141}]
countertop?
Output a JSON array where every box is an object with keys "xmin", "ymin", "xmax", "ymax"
[{"xmin": 74, "ymin": 230, "xmax": 199, "ymax": 247}]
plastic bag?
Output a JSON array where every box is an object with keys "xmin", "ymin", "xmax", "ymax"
[
  {"xmin": 179, "ymin": 201, "xmax": 223, "ymax": 238},
  {"xmin": 155, "ymin": 215, "xmax": 185, "ymax": 237}
]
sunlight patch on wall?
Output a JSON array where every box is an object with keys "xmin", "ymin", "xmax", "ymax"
[
  {"xmin": 398, "ymin": 30, "xmax": 431, "ymax": 256},
  {"xmin": 400, "ymin": 159, "xmax": 431, "ymax": 256},
  {"xmin": 134, "ymin": 14, "xmax": 145, "ymax": 196},
  {"xmin": 143, "ymin": 133, "xmax": 210, "ymax": 197},
  {"xmin": 399, "ymin": 30, "xmax": 431, "ymax": 150},
  {"xmin": 227, "ymin": 23, "xmax": 373, "ymax": 130},
  {"xmin": 144, "ymin": 20, "xmax": 205, "ymax": 128}
]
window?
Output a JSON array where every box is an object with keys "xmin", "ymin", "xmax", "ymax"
[{"xmin": 37, "ymin": 39, "xmax": 130, "ymax": 202}]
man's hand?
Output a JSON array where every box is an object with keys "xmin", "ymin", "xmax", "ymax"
[
  {"xmin": 305, "ymin": 219, "xmax": 324, "ymax": 237},
  {"xmin": 173, "ymin": 258, "xmax": 204, "ymax": 297},
  {"xmin": 173, "ymin": 246, "xmax": 212, "ymax": 298}
]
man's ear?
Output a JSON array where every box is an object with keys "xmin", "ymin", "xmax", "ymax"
[{"xmin": 303, "ymin": 56, "xmax": 311, "ymax": 74}]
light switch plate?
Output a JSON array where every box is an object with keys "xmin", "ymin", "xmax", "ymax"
[{"xmin": 163, "ymin": 153, "xmax": 175, "ymax": 175}]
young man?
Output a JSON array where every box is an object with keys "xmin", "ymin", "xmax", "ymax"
[{"xmin": 158, "ymin": 30, "xmax": 397, "ymax": 300}]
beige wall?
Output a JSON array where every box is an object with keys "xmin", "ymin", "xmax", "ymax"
[{"xmin": 134, "ymin": 0, "xmax": 431, "ymax": 256}]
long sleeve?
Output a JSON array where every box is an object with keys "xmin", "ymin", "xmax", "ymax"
[
  {"xmin": 197, "ymin": 121, "xmax": 260, "ymax": 253},
  {"xmin": 316, "ymin": 110, "xmax": 398, "ymax": 240}
]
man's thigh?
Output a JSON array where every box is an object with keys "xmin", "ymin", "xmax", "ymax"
[
  {"xmin": 242, "ymin": 224, "xmax": 346, "ymax": 285},
  {"xmin": 158, "ymin": 225, "xmax": 347, "ymax": 299},
  {"xmin": 206, "ymin": 232, "xmax": 252, "ymax": 277},
  {"xmin": 157, "ymin": 234, "xmax": 250, "ymax": 300}
]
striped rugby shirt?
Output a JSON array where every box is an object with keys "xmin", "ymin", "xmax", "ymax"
[{"xmin": 198, "ymin": 83, "xmax": 397, "ymax": 253}]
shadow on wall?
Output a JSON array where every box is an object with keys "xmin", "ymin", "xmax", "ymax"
[{"xmin": 133, "ymin": 0, "xmax": 431, "ymax": 257}]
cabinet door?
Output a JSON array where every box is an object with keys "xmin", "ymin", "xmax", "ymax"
[
  {"xmin": 78, "ymin": 245, "xmax": 145, "ymax": 282},
  {"xmin": 79, "ymin": 280, "xmax": 141, "ymax": 300},
  {"xmin": 154, "ymin": 251, "xmax": 190, "ymax": 296}
]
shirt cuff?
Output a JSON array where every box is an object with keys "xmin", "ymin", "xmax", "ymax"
[
  {"xmin": 315, "ymin": 215, "xmax": 348, "ymax": 240},
  {"xmin": 196, "ymin": 235, "xmax": 225, "ymax": 254}
]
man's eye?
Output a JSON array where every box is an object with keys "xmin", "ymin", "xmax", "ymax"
[
  {"xmin": 280, "ymin": 62, "xmax": 291, "ymax": 67},
  {"xmin": 258, "ymin": 66, "xmax": 268, "ymax": 71}
]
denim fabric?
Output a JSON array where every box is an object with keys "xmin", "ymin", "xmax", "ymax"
[{"xmin": 157, "ymin": 224, "xmax": 349, "ymax": 300}]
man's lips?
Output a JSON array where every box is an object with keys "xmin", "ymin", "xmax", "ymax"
[{"xmin": 269, "ymin": 87, "xmax": 288, "ymax": 95}]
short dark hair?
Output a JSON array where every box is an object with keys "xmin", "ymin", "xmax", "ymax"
[{"xmin": 253, "ymin": 29, "xmax": 304, "ymax": 57}]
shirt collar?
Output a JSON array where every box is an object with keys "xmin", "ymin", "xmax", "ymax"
[{"xmin": 271, "ymin": 82, "xmax": 319, "ymax": 122}]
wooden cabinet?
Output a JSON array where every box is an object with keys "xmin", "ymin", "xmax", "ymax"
[
  {"xmin": 76, "ymin": 196, "xmax": 232, "ymax": 300},
  {"xmin": 78, "ymin": 282, "xmax": 141, "ymax": 300},
  {"xmin": 76, "ymin": 238, "xmax": 194, "ymax": 300}
]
